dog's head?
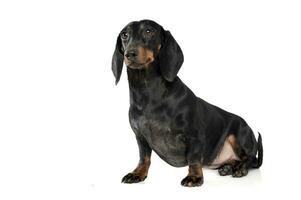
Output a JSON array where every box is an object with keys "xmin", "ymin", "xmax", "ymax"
[{"xmin": 112, "ymin": 20, "xmax": 184, "ymax": 84}]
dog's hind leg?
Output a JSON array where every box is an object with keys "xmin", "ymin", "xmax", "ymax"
[
  {"xmin": 220, "ymin": 124, "xmax": 260, "ymax": 177},
  {"xmin": 217, "ymin": 130, "xmax": 257, "ymax": 177}
]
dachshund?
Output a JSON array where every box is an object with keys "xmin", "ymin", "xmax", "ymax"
[{"xmin": 111, "ymin": 19, "xmax": 263, "ymax": 187}]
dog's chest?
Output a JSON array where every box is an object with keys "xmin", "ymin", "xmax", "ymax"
[{"xmin": 129, "ymin": 114, "xmax": 187, "ymax": 167}]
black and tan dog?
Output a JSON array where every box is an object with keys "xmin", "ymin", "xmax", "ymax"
[{"xmin": 112, "ymin": 20, "xmax": 263, "ymax": 187}]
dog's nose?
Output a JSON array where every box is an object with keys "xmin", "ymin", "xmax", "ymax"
[{"xmin": 125, "ymin": 49, "xmax": 137, "ymax": 61}]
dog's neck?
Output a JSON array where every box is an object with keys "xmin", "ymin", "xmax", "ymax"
[
  {"xmin": 126, "ymin": 63, "xmax": 168, "ymax": 109},
  {"xmin": 127, "ymin": 63, "xmax": 161, "ymax": 85}
]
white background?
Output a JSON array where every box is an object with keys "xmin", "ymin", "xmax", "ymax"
[{"xmin": 1, "ymin": 0, "xmax": 301, "ymax": 199}]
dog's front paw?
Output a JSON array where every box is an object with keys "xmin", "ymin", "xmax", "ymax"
[
  {"xmin": 121, "ymin": 173, "xmax": 147, "ymax": 184},
  {"xmin": 181, "ymin": 175, "xmax": 204, "ymax": 187}
]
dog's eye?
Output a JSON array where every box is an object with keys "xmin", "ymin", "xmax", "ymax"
[
  {"xmin": 146, "ymin": 29, "xmax": 154, "ymax": 36},
  {"xmin": 121, "ymin": 32, "xmax": 129, "ymax": 39}
]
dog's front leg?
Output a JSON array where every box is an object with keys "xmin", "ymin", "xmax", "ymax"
[
  {"xmin": 181, "ymin": 163, "xmax": 204, "ymax": 187},
  {"xmin": 181, "ymin": 139, "xmax": 204, "ymax": 187},
  {"xmin": 122, "ymin": 135, "xmax": 152, "ymax": 184}
]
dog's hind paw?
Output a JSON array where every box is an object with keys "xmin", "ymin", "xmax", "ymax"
[
  {"xmin": 232, "ymin": 167, "xmax": 248, "ymax": 177},
  {"xmin": 218, "ymin": 164, "xmax": 233, "ymax": 176}
]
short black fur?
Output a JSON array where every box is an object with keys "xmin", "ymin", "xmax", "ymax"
[{"xmin": 112, "ymin": 20, "xmax": 263, "ymax": 187}]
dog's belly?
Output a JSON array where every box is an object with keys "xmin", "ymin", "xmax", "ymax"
[
  {"xmin": 208, "ymin": 135, "xmax": 240, "ymax": 168},
  {"xmin": 130, "ymin": 116, "xmax": 187, "ymax": 167}
]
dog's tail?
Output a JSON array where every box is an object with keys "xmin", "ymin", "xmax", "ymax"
[{"xmin": 253, "ymin": 132, "xmax": 263, "ymax": 168}]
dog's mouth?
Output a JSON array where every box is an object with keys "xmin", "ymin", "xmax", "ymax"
[
  {"xmin": 126, "ymin": 62, "xmax": 147, "ymax": 69},
  {"xmin": 125, "ymin": 59, "xmax": 154, "ymax": 69}
]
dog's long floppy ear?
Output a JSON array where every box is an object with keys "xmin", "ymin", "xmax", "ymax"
[
  {"xmin": 158, "ymin": 30, "xmax": 184, "ymax": 82},
  {"xmin": 111, "ymin": 36, "xmax": 124, "ymax": 85}
]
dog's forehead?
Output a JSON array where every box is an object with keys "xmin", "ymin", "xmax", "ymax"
[
  {"xmin": 139, "ymin": 20, "xmax": 161, "ymax": 29},
  {"xmin": 123, "ymin": 20, "xmax": 161, "ymax": 32}
]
